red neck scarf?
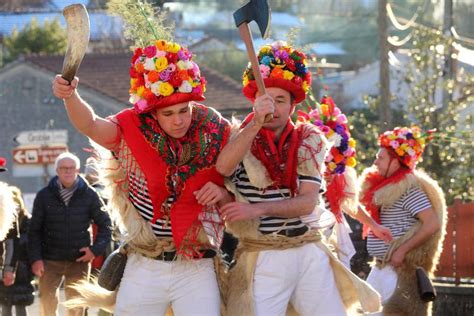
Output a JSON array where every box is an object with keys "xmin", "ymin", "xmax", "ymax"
[
  {"xmin": 360, "ymin": 167, "xmax": 413, "ymax": 238},
  {"xmin": 241, "ymin": 114, "xmax": 302, "ymax": 196}
]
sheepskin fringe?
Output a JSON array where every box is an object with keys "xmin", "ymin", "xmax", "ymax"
[{"xmin": 0, "ymin": 182, "xmax": 16, "ymax": 241}]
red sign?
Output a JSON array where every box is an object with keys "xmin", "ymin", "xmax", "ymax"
[{"xmin": 12, "ymin": 145, "xmax": 68, "ymax": 165}]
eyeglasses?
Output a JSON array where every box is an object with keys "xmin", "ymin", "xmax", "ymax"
[{"xmin": 58, "ymin": 167, "xmax": 77, "ymax": 172}]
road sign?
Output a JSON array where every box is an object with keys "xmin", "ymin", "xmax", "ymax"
[
  {"xmin": 12, "ymin": 145, "xmax": 68, "ymax": 165},
  {"xmin": 14, "ymin": 130, "xmax": 68, "ymax": 145}
]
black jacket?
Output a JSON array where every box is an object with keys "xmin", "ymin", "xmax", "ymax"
[
  {"xmin": 28, "ymin": 176, "xmax": 112, "ymax": 262},
  {"xmin": 0, "ymin": 217, "xmax": 34, "ymax": 306}
]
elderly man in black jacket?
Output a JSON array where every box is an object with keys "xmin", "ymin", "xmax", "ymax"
[{"xmin": 28, "ymin": 152, "xmax": 111, "ymax": 316}]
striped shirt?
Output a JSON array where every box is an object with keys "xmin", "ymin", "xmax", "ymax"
[
  {"xmin": 128, "ymin": 173, "xmax": 173, "ymax": 237},
  {"xmin": 231, "ymin": 163, "xmax": 321, "ymax": 234},
  {"xmin": 367, "ymin": 187, "xmax": 432, "ymax": 259}
]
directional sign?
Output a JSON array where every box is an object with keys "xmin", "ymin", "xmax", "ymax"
[
  {"xmin": 14, "ymin": 130, "xmax": 68, "ymax": 145},
  {"xmin": 12, "ymin": 145, "xmax": 68, "ymax": 165}
]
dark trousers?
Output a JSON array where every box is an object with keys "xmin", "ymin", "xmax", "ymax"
[{"xmin": 1, "ymin": 304, "xmax": 27, "ymax": 316}]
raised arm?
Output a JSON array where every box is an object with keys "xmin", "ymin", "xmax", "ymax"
[
  {"xmin": 216, "ymin": 94, "xmax": 274, "ymax": 176},
  {"xmin": 352, "ymin": 205, "xmax": 393, "ymax": 243},
  {"xmin": 52, "ymin": 75, "xmax": 118, "ymax": 150}
]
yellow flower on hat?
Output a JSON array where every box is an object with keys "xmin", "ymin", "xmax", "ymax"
[
  {"xmin": 283, "ymin": 70, "xmax": 295, "ymax": 80},
  {"xmin": 348, "ymin": 138, "xmax": 356, "ymax": 148},
  {"xmin": 328, "ymin": 162, "xmax": 337, "ymax": 171},
  {"xmin": 159, "ymin": 82, "xmax": 174, "ymax": 96},
  {"xmin": 260, "ymin": 45, "xmax": 271, "ymax": 54},
  {"xmin": 167, "ymin": 43, "xmax": 181, "ymax": 53},
  {"xmin": 395, "ymin": 147, "xmax": 405, "ymax": 156},
  {"xmin": 346, "ymin": 157, "xmax": 357, "ymax": 167},
  {"xmin": 302, "ymin": 81, "xmax": 309, "ymax": 92},
  {"xmin": 155, "ymin": 57, "xmax": 168, "ymax": 72},
  {"xmin": 400, "ymin": 143, "xmax": 409, "ymax": 151},
  {"xmin": 136, "ymin": 86, "xmax": 145, "ymax": 97}
]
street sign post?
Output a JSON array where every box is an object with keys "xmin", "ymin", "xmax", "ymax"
[
  {"xmin": 12, "ymin": 145, "xmax": 68, "ymax": 165},
  {"xmin": 13, "ymin": 130, "xmax": 68, "ymax": 145}
]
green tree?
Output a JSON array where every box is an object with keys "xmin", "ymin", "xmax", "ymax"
[
  {"xmin": 3, "ymin": 18, "xmax": 67, "ymax": 63},
  {"xmin": 401, "ymin": 26, "xmax": 474, "ymax": 203}
]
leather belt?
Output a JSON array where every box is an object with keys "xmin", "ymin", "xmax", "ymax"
[
  {"xmin": 262, "ymin": 226, "xmax": 309, "ymax": 238},
  {"xmin": 153, "ymin": 249, "xmax": 216, "ymax": 261}
]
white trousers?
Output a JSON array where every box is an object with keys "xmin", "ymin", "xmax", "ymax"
[
  {"xmin": 366, "ymin": 265, "xmax": 398, "ymax": 304},
  {"xmin": 253, "ymin": 243, "xmax": 346, "ymax": 316},
  {"xmin": 365, "ymin": 265, "xmax": 398, "ymax": 315},
  {"xmin": 115, "ymin": 253, "xmax": 220, "ymax": 316}
]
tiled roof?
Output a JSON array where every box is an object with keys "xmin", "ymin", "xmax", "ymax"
[{"xmin": 25, "ymin": 52, "xmax": 250, "ymax": 114}]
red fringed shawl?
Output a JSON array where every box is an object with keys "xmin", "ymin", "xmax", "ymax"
[
  {"xmin": 115, "ymin": 104, "xmax": 230, "ymax": 255},
  {"xmin": 325, "ymin": 173, "xmax": 347, "ymax": 223},
  {"xmin": 360, "ymin": 167, "xmax": 413, "ymax": 238}
]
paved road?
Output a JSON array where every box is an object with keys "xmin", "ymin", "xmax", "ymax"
[{"xmin": 26, "ymin": 287, "xmax": 101, "ymax": 316}]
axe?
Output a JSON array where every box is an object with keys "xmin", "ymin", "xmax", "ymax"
[
  {"xmin": 234, "ymin": 0, "xmax": 273, "ymax": 122},
  {"xmin": 61, "ymin": 4, "xmax": 90, "ymax": 83}
]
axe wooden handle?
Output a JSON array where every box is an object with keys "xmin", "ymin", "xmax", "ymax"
[{"xmin": 238, "ymin": 24, "xmax": 273, "ymax": 123}]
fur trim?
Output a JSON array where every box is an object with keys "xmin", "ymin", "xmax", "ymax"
[
  {"xmin": 98, "ymin": 141, "xmax": 159, "ymax": 249},
  {"xmin": 296, "ymin": 124, "xmax": 328, "ymax": 179},
  {"xmin": 0, "ymin": 182, "xmax": 16, "ymax": 241},
  {"xmin": 64, "ymin": 279, "xmax": 117, "ymax": 313}
]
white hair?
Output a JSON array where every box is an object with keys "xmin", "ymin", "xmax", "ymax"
[{"xmin": 55, "ymin": 152, "xmax": 81, "ymax": 170}]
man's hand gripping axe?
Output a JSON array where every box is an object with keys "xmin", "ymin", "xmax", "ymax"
[{"xmin": 233, "ymin": 0, "xmax": 273, "ymax": 122}]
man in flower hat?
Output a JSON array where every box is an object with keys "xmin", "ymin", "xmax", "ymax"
[
  {"xmin": 297, "ymin": 96, "xmax": 392, "ymax": 269},
  {"xmin": 359, "ymin": 126, "xmax": 446, "ymax": 315},
  {"xmin": 216, "ymin": 41, "xmax": 381, "ymax": 316},
  {"xmin": 52, "ymin": 39, "xmax": 232, "ymax": 315}
]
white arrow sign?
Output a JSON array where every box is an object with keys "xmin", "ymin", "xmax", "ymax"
[{"xmin": 14, "ymin": 130, "xmax": 68, "ymax": 145}]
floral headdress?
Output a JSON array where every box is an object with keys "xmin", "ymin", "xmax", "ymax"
[
  {"xmin": 297, "ymin": 96, "xmax": 357, "ymax": 175},
  {"xmin": 378, "ymin": 126, "xmax": 435, "ymax": 169},
  {"xmin": 242, "ymin": 41, "xmax": 312, "ymax": 104},
  {"xmin": 129, "ymin": 40, "xmax": 206, "ymax": 113}
]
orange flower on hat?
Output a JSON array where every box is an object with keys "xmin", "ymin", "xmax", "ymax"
[
  {"xmin": 147, "ymin": 71, "xmax": 160, "ymax": 83},
  {"xmin": 270, "ymin": 67, "xmax": 284, "ymax": 79}
]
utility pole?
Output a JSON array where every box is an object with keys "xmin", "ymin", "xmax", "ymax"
[
  {"xmin": 442, "ymin": 0, "xmax": 454, "ymax": 111},
  {"xmin": 378, "ymin": 0, "xmax": 392, "ymax": 130}
]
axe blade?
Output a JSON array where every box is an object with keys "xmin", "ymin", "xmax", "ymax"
[
  {"xmin": 62, "ymin": 4, "xmax": 90, "ymax": 83},
  {"xmin": 233, "ymin": 0, "xmax": 271, "ymax": 39}
]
